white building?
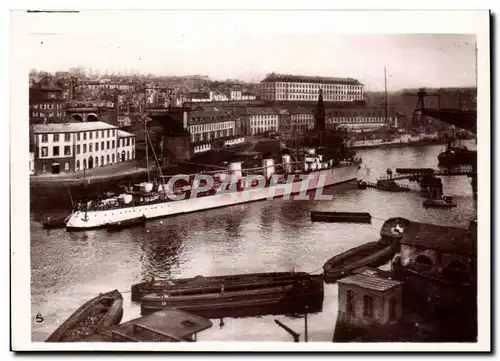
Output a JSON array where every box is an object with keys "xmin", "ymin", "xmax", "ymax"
[
  {"xmin": 188, "ymin": 110, "xmax": 236, "ymax": 143},
  {"xmin": 260, "ymin": 73, "xmax": 364, "ymax": 103},
  {"xmin": 245, "ymin": 107, "xmax": 280, "ymax": 135},
  {"xmin": 32, "ymin": 121, "xmax": 136, "ymax": 175},
  {"xmin": 325, "ymin": 108, "xmax": 396, "ymax": 132},
  {"xmin": 117, "ymin": 130, "xmax": 136, "ymax": 162}
]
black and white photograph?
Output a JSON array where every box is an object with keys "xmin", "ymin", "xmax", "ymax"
[{"xmin": 10, "ymin": 8, "xmax": 490, "ymax": 352}]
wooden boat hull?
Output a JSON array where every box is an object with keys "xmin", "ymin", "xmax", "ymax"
[
  {"xmin": 106, "ymin": 216, "xmax": 146, "ymax": 232},
  {"xmin": 310, "ymin": 211, "xmax": 371, "ymax": 224},
  {"xmin": 137, "ymin": 275, "xmax": 324, "ymax": 318},
  {"xmin": 323, "ymin": 242, "xmax": 397, "ymax": 283},
  {"xmin": 45, "ymin": 290, "xmax": 123, "ymax": 342},
  {"xmin": 140, "ymin": 276, "xmax": 324, "ymax": 318},
  {"xmin": 131, "ymin": 271, "xmax": 315, "ymax": 302}
]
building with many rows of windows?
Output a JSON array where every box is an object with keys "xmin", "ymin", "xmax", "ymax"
[
  {"xmin": 31, "ymin": 121, "xmax": 135, "ymax": 175},
  {"xmin": 260, "ymin": 73, "xmax": 364, "ymax": 103}
]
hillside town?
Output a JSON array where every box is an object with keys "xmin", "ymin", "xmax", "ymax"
[{"xmin": 29, "ymin": 68, "xmax": 475, "ymax": 179}]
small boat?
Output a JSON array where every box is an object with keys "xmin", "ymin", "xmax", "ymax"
[
  {"xmin": 140, "ymin": 285, "xmax": 295, "ymax": 315},
  {"xmin": 423, "ymin": 198, "xmax": 457, "ymax": 208},
  {"xmin": 357, "ymin": 180, "xmax": 368, "ymax": 189},
  {"xmin": 42, "ymin": 215, "xmax": 70, "ymax": 229},
  {"xmin": 45, "ymin": 290, "xmax": 123, "ymax": 342},
  {"xmin": 131, "ymin": 271, "xmax": 316, "ymax": 302},
  {"xmin": 311, "ymin": 211, "xmax": 371, "ymax": 224},
  {"xmin": 323, "ymin": 241, "xmax": 397, "ymax": 283},
  {"xmin": 376, "ymin": 180, "xmax": 411, "ymax": 192},
  {"xmin": 106, "ymin": 215, "xmax": 146, "ymax": 232}
]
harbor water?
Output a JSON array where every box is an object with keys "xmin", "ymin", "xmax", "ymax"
[{"xmin": 30, "ymin": 141, "xmax": 477, "ymax": 342}]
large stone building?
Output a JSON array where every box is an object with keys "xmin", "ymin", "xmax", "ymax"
[
  {"xmin": 31, "ymin": 121, "xmax": 135, "ymax": 175},
  {"xmin": 326, "ymin": 108, "xmax": 397, "ymax": 132},
  {"xmin": 29, "ymin": 87, "xmax": 67, "ymax": 124},
  {"xmin": 260, "ymin": 73, "xmax": 364, "ymax": 103}
]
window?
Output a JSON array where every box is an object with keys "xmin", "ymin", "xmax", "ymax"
[
  {"xmin": 52, "ymin": 146, "xmax": 59, "ymax": 156},
  {"xmin": 42, "ymin": 163, "xmax": 47, "ymax": 172},
  {"xmin": 96, "ymin": 142, "xmax": 99, "ymax": 151},
  {"xmin": 83, "ymin": 144, "xmax": 87, "ymax": 153},
  {"xmin": 127, "ymin": 138, "xmax": 130, "ymax": 146},
  {"xmin": 346, "ymin": 290, "xmax": 355, "ymax": 315},
  {"xmin": 83, "ymin": 159, "xmax": 87, "ymax": 169},
  {"xmin": 41, "ymin": 147, "xmax": 48, "ymax": 157},
  {"xmin": 100, "ymin": 155, "xmax": 104, "ymax": 166},
  {"xmin": 101, "ymin": 141, "xmax": 104, "ymax": 149},
  {"xmin": 53, "ymin": 134, "xmax": 59, "ymax": 142},
  {"xmin": 64, "ymin": 146, "xmax": 71, "ymax": 156},
  {"xmin": 76, "ymin": 160, "xmax": 80, "ymax": 170},
  {"xmin": 89, "ymin": 132, "xmax": 93, "ymax": 140},
  {"xmin": 363, "ymin": 295, "xmax": 373, "ymax": 318},
  {"xmin": 89, "ymin": 144, "xmax": 93, "ymax": 152},
  {"xmin": 41, "ymin": 134, "xmax": 48, "ymax": 143},
  {"xmin": 83, "ymin": 132, "xmax": 87, "ymax": 140},
  {"xmin": 112, "ymin": 140, "xmax": 115, "ymax": 149},
  {"xmin": 107, "ymin": 141, "xmax": 110, "ymax": 150},
  {"xmin": 107, "ymin": 129, "xmax": 110, "ymax": 137},
  {"xmin": 101, "ymin": 130, "xmax": 105, "ymax": 137},
  {"xmin": 77, "ymin": 133, "xmax": 80, "ymax": 141},
  {"xmin": 112, "ymin": 154, "xmax": 115, "ymax": 163},
  {"xmin": 112, "ymin": 129, "xmax": 115, "ymax": 137},
  {"xmin": 64, "ymin": 162, "xmax": 69, "ymax": 171},
  {"xmin": 106, "ymin": 154, "xmax": 110, "ymax": 164},
  {"xmin": 96, "ymin": 131, "xmax": 99, "ymax": 139},
  {"xmin": 95, "ymin": 157, "xmax": 99, "ymax": 167}
]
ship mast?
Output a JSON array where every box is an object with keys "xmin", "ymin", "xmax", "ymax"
[
  {"xmin": 144, "ymin": 83, "xmax": 150, "ymax": 182},
  {"xmin": 384, "ymin": 66, "xmax": 388, "ymax": 124}
]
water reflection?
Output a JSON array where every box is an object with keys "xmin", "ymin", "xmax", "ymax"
[{"xmin": 30, "ymin": 142, "xmax": 478, "ymax": 342}]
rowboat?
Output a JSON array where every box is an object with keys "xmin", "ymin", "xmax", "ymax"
[
  {"xmin": 323, "ymin": 241, "xmax": 397, "ymax": 283},
  {"xmin": 45, "ymin": 290, "xmax": 123, "ymax": 342},
  {"xmin": 131, "ymin": 271, "xmax": 317, "ymax": 302},
  {"xmin": 42, "ymin": 215, "xmax": 70, "ymax": 229},
  {"xmin": 106, "ymin": 215, "xmax": 146, "ymax": 232}
]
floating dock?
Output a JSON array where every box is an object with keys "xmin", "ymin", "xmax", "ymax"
[
  {"xmin": 83, "ymin": 308, "xmax": 213, "ymax": 342},
  {"xmin": 311, "ymin": 211, "xmax": 372, "ymax": 224}
]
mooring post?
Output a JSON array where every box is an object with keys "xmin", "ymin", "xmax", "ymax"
[
  {"xmin": 304, "ymin": 305, "xmax": 308, "ymax": 343},
  {"xmin": 275, "ymin": 319, "xmax": 300, "ymax": 342}
]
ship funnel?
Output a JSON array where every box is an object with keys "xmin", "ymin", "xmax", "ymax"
[
  {"xmin": 282, "ymin": 154, "xmax": 292, "ymax": 174},
  {"xmin": 262, "ymin": 158, "xmax": 275, "ymax": 179},
  {"xmin": 228, "ymin": 161, "xmax": 243, "ymax": 182}
]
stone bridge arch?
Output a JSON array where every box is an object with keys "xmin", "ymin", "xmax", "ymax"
[
  {"xmin": 86, "ymin": 113, "xmax": 99, "ymax": 122},
  {"xmin": 71, "ymin": 114, "xmax": 84, "ymax": 122}
]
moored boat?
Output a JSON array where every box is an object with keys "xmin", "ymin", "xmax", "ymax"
[
  {"xmin": 140, "ymin": 285, "xmax": 294, "ymax": 315},
  {"xmin": 131, "ymin": 271, "xmax": 317, "ymax": 302},
  {"xmin": 45, "ymin": 290, "xmax": 123, "ymax": 342},
  {"xmin": 42, "ymin": 215, "xmax": 70, "ymax": 229},
  {"xmin": 323, "ymin": 241, "xmax": 397, "ymax": 283},
  {"xmin": 106, "ymin": 215, "xmax": 146, "ymax": 232}
]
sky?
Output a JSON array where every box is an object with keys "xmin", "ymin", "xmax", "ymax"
[{"xmin": 18, "ymin": 10, "xmax": 479, "ymax": 91}]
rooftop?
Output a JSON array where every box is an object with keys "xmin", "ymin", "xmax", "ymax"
[
  {"xmin": 245, "ymin": 107, "xmax": 279, "ymax": 115},
  {"xmin": 32, "ymin": 121, "xmax": 117, "ymax": 134},
  {"xmin": 400, "ymin": 221, "xmax": 475, "ymax": 256},
  {"xmin": 337, "ymin": 273, "xmax": 402, "ymax": 292},
  {"xmin": 117, "ymin": 129, "xmax": 135, "ymax": 138},
  {"xmin": 262, "ymin": 73, "xmax": 362, "ymax": 85}
]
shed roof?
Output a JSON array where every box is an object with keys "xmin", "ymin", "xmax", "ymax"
[
  {"xmin": 400, "ymin": 221, "xmax": 475, "ymax": 256},
  {"xmin": 337, "ymin": 274, "xmax": 402, "ymax": 292},
  {"xmin": 33, "ymin": 121, "xmax": 116, "ymax": 134}
]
